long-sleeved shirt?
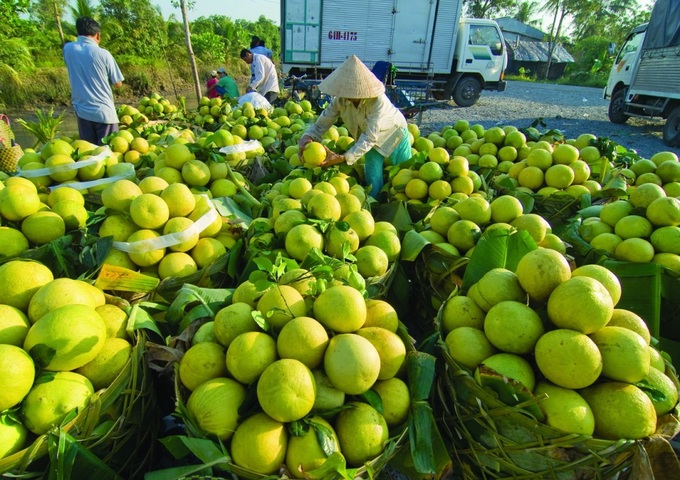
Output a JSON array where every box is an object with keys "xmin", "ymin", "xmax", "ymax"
[
  {"xmin": 250, "ymin": 45, "xmax": 273, "ymax": 59},
  {"xmin": 303, "ymin": 95, "xmax": 407, "ymax": 165},
  {"xmin": 63, "ymin": 36, "xmax": 124, "ymax": 124},
  {"xmin": 249, "ymin": 53, "xmax": 280, "ymax": 96}
]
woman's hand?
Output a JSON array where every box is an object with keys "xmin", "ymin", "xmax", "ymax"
[
  {"xmin": 298, "ymin": 135, "xmax": 313, "ymax": 151},
  {"xmin": 320, "ymin": 147, "xmax": 346, "ymax": 167}
]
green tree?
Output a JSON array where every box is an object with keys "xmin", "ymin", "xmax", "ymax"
[
  {"xmin": 99, "ymin": 0, "xmax": 168, "ymax": 57},
  {"xmin": 513, "ymin": 1, "xmax": 542, "ymax": 27},
  {"xmin": 0, "ymin": 0, "xmax": 31, "ymax": 37},
  {"xmin": 191, "ymin": 32, "xmax": 225, "ymax": 62},
  {"xmin": 540, "ymin": 0, "xmax": 581, "ymax": 78},
  {"xmin": 69, "ymin": 0, "xmax": 97, "ymax": 23},
  {"xmin": 465, "ymin": 0, "xmax": 518, "ymax": 19},
  {"xmin": 570, "ymin": 0, "xmax": 651, "ymax": 44},
  {"xmin": 31, "ymin": 0, "xmax": 69, "ymax": 45}
]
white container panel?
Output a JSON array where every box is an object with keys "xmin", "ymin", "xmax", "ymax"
[
  {"xmin": 429, "ymin": 0, "xmax": 461, "ymax": 72},
  {"xmin": 390, "ymin": 0, "xmax": 437, "ymax": 71},
  {"xmin": 319, "ymin": 0, "xmax": 394, "ymax": 68}
]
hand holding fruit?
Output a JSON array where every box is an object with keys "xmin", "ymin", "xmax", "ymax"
[
  {"xmin": 298, "ymin": 134, "xmax": 313, "ymax": 151},
  {"xmin": 320, "ymin": 148, "xmax": 345, "ymax": 167}
]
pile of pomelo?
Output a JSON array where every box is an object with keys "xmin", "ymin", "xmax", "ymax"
[
  {"xmin": 387, "ymin": 121, "xmax": 607, "ymax": 205},
  {"xmin": 575, "ymin": 151, "xmax": 680, "ymax": 272},
  {"xmin": 3, "ymin": 87, "xmax": 680, "ymax": 480},
  {"xmin": 441, "ymin": 247, "xmax": 678, "ymax": 440},
  {"xmin": 176, "ymin": 282, "xmax": 410, "ymax": 476},
  {"xmin": 97, "ymin": 177, "xmax": 234, "ymax": 280},
  {"xmin": 0, "ymin": 259, "xmax": 133, "ymax": 458},
  {"xmin": 15, "ymin": 136, "xmax": 136, "ymax": 191},
  {"xmin": 128, "ymin": 92, "xmax": 182, "ymax": 121},
  {"xmin": 246, "ymin": 168, "xmax": 400, "ymax": 283},
  {"xmin": 188, "ymin": 98, "xmax": 317, "ymax": 149},
  {"xmin": 419, "ymin": 194, "xmax": 563, "ymax": 259}
]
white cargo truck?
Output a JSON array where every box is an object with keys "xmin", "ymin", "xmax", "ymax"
[
  {"xmin": 280, "ymin": 0, "xmax": 507, "ymax": 107},
  {"xmin": 604, "ymin": 0, "xmax": 680, "ymax": 146}
]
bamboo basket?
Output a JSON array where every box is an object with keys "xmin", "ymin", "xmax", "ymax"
[
  {"xmin": 433, "ymin": 306, "xmax": 680, "ymax": 480},
  {"xmin": 0, "ymin": 328, "xmax": 157, "ymax": 479}
]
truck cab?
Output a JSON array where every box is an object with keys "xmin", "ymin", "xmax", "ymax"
[
  {"xmin": 603, "ymin": 0, "xmax": 680, "ymax": 146},
  {"xmin": 445, "ymin": 19, "xmax": 507, "ymax": 106},
  {"xmin": 603, "ymin": 23, "xmax": 647, "ymax": 103}
]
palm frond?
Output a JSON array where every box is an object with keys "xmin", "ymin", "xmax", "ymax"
[{"xmin": 15, "ymin": 107, "xmax": 65, "ymax": 149}]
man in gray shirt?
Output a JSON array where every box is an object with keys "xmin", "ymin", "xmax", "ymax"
[{"xmin": 63, "ymin": 17, "xmax": 124, "ymax": 145}]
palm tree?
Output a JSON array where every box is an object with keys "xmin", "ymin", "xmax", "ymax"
[
  {"xmin": 540, "ymin": 0, "xmax": 580, "ymax": 79},
  {"xmin": 68, "ymin": 0, "xmax": 97, "ymax": 23},
  {"xmin": 514, "ymin": 1, "xmax": 542, "ymax": 27}
]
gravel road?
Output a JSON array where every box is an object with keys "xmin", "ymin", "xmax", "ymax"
[{"xmin": 416, "ymin": 80, "xmax": 680, "ymax": 161}]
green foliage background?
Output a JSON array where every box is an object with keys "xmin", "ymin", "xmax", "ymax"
[{"xmin": 0, "ymin": 0, "xmax": 280, "ymax": 109}]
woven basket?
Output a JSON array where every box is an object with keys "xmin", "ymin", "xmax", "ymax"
[
  {"xmin": 0, "ymin": 329, "xmax": 157, "ymax": 479},
  {"xmin": 0, "ymin": 114, "xmax": 21, "ymax": 173},
  {"xmin": 434, "ymin": 308, "xmax": 680, "ymax": 480},
  {"xmin": 0, "ymin": 144, "xmax": 23, "ymax": 173},
  {"xmin": 0, "ymin": 114, "xmax": 13, "ymax": 143},
  {"xmin": 146, "ymin": 307, "xmax": 425, "ymax": 480}
]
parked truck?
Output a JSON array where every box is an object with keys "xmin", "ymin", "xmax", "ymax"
[
  {"xmin": 280, "ymin": 0, "xmax": 507, "ymax": 107},
  {"xmin": 604, "ymin": 0, "xmax": 680, "ymax": 146}
]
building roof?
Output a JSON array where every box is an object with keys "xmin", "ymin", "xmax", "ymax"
[
  {"xmin": 495, "ymin": 17, "xmax": 545, "ymax": 41},
  {"xmin": 507, "ymin": 40, "xmax": 575, "ymax": 63}
]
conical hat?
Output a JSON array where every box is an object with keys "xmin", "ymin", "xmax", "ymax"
[{"xmin": 319, "ymin": 55, "xmax": 385, "ymax": 98}]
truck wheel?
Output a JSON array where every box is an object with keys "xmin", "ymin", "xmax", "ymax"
[
  {"xmin": 663, "ymin": 107, "xmax": 680, "ymax": 147},
  {"xmin": 452, "ymin": 77, "xmax": 481, "ymax": 107},
  {"xmin": 608, "ymin": 89, "xmax": 629, "ymax": 124}
]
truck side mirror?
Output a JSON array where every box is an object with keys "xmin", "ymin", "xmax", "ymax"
[{"xmin": 607, "ymin": 42, "xmax": 617, "ymax": 55}]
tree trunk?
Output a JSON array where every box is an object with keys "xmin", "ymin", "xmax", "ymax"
[
  {"xmin": 546, "ymin": 12, "xmax": 567, "ymax": 80},
  {"xmin": 53, "ymin": 0, "xmax": 65, "ymax": 46},
  {"xmin": 180, "ymin": 0, "xmax": 202, "ymax": 104},
  {"xmin": 544, "ymin": 3, "xmax": 561, "ymax": 80}
]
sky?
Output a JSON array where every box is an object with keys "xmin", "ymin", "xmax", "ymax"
[{"xmin": 153, "ymin": 0, "xmax": 281, "ymax": 24}]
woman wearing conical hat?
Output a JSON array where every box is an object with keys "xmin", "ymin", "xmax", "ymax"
[{"xmin": 298, "ymin": 55, "xmax": 411, "ymax": 198}]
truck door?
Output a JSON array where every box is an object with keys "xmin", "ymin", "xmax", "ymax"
[
  {"xmin": 389, "ymin": 0, "xmax": 437, "ymax": 70},
  {"xmin": 603, "ymin": 27, "xmax": 646, "ymax": 99},
  {"xmin": 457, "ymin": 22, "xmax": 506, "ymax": 82}
]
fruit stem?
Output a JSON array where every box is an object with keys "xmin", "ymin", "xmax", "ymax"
[{"xmin": 224, "ymin": 162, "xmax": 262, "ymax": 210}]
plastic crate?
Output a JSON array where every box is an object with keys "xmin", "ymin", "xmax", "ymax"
[{"xmin": 603, "ymin": 260, "xmax": 680, "ymax": 367}]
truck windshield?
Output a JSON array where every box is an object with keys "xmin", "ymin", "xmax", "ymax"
[
  {"xmin": 469, "ymin": 25, "xmax": 504, "ymax": 56},
  {"xmin": 616, "ymin": 31, "xmax": 645, "ymax": 63}
]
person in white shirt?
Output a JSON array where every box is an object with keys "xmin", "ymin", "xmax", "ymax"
[
  {"xmin": 240, "ymin": 48, "xmax": 280, "ymax": 104},
  {"xmin": 298, "ymin": 55, "xmax": 411, "ymax": 198}
]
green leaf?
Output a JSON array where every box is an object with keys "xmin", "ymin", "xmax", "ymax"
[
  {"xmin": 400, "ymin": 229, "xmax": 431, "ymax": 262},
  {"xmin": 462, "ymin": 229, "xmax": 537, "ymax": 291},
  {"xmin": 127, "ymin": 303, "xmax": 163, "ymax": 338},
  {"xmin": 310, "ymin": 419, "xmax": 340, "ymax": 457},
  {"xmin": 251, "ymin": 309, "xmax": 269, "ymax": 331},
  {"xmin": 578, "ymin": 205, "xmax": 604, "ymax": 219},
  {"xmin": 476, "ymin": 364, "xmax": 545, "ymax": 421},
  {"xmin": 165, "ymin": 284, "xmax": 232, "ymax": 327},
  {"xmin": 302, "ymin": 451, "xmax": 350, "ymax": 479},
  {"xmin": 288, "ymin": 419, "xmax": 309, "ymax": 437},
  {"xmin": 47, "ymin": 429, "xmax": 120, "ymax": 480},
  {"xmin": 361, "ymin": 389, "xmax": 384, "ymax": 414},
  {"xmin": 253, "ymin": 256, "xmax": 274, "ymax": 274}
]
